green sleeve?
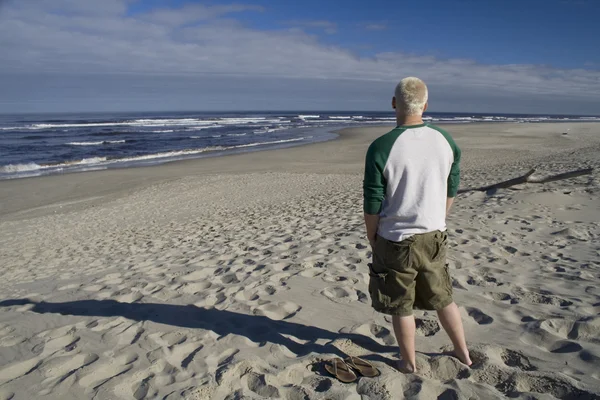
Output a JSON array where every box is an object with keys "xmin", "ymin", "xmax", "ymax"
[
  {"xmin": 429, "ymin": 124, "xmax": 461, "ymax": 197},
  {"xmin": 447, "ymin": 142, "xmax": 461, "ymax": 197},
  {"xmin": 363, "ymin": 142, "xmax": 387, "ymax": 214}
]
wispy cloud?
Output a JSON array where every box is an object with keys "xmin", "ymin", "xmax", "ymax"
[
  {"xmin": 139, "ymin": 3, "xmax": 264, "ymax": 26},
  {"xmin": 0, "ymin": 0, "xmax": 599, "ymax": 113},
  {"xmin": 284, "ymin": 19, "xmax": 338, "ymax": 34}
]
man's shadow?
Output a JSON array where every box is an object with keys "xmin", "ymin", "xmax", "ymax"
[{"xmin": 0, "ymin": 299, "xmax": 396, "ymax": 360}]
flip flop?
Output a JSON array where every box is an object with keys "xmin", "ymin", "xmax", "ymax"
[
  {"xmin": 324, "ymin": 358, "xmax": 358, "ymax": 383},
  {"xmin": 344, "ymin": 356, "xmax": 380, "ymax": 377}
]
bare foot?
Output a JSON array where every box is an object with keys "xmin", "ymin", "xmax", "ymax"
[
  {"xmin": 453, "ymin": 349, "xmax": 472, "ymax": 367},
  {"xmin": 396, "ymin": 360, "xmax": 416, "ymax": 374}
]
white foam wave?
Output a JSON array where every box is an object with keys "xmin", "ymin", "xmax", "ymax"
[
  {"xmin": 298, "ymin": 115, "xmax": 320, "ymax": 119},
  {"xmin": 67, "ymin": 140, "xmax": 126, "ymax": 146},
  {"xmin": 0, "ymin": 162, "xmax": 42, "ymax": 173},
  {"xmin": 329, "ymin": 116, "xmax": 352, "ymax": 120},
  {"xmin": 9, "ymin": 117, "xmax": 283, "ymax": 131},
  {"xmin": 0, "ymin": 157, "xmax": 108, "ymax": 173},
  {"xmin": 1, "ymin": 137, "xmax": 309, "ymax": 176},
  {"xmin": 227, "ymin": 133, "xmax": 247, "ymax": 137}
]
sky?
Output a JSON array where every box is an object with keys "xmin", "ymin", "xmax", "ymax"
[{"xmin": 0, "ymin": 0, "xmax": 599, "ymax": 114}]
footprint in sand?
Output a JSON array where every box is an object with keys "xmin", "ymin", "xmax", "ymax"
[
  {"xmin": 39, "ymin": 353, "xmax": 99, "ymax": 394},
  {"xmin": 320, "ymin": 286, "xmax": 368, "ymax": 304},
  {"xmin": 159, "ymin": 339, "xmax": 204, "ymax": 369},
  {"xmin": 507, "ymin": 371, "xmax": 596, "ymax": 399},
  {"xmin": 181, "ymin": 268, "xmax": 218, "ymax": 282},
  {"xmin": 115, "ymin": 290, "xmax": 143, "ymax": 303},
  {"xmin": 194, "ymin": 292, "xmax": 226, "ymax": 308},
  {"xmin": 82, "ymin": 284, "xmax": 106, "ymax": 292},
  {"xmin": 180, "ymin": 281, "xmax": 212, "ymax": 294},
  {"xmin": 513, "ymin": 288, "xmax": 573, "ymax": 307},
  {"xmin": 467, "ymin": 275, "xmax": 504, "ymax": 287},
  {"xmin": 415, "ymin": 318, "xmax": 441, "ymax": 337},
  {"xmin": 57, "ymin": 283, "xmax": 81, "ymax": 291},
  {"xmin": 539, "ymin": 316, "xmax": 600, "ymax": 343},
  {"xmin": 245, "ymin": 372, "xmax": 280, "ymax": 398},
  {"xmin": 0, "ymin": 335, "xmax": 26, "ymax": 347},
  {"xmin": 117, "ymin": 322, "xmax": 145, "ymax": 346},
  {"xmin": 0, "ymin": 357, "xmax": 42, "ymax": 385},
  {"xmin": 0, "ymin": 325, "xmax": 26, "ymax": 348},
  {"xmin": 36, "ymin": 332, "xmax": 80, "ymax": 357},
  {"xmin": 548, "ymin": 340, "xmax": 583, "ymax": 354},
  {"xmin": 78, "ymin": 352, "xmax": 138, "ymax": 390},
  {"xmin": 343, "ymin": 323, "xmax": 396, "ymax": 346},
  {"xmin": 500, "ymin": 349, "xmax": 537, "ymax": 371},
  {"xmin": 428, "ymin": 356, "xmax": 471, "ymax": 381},
  {"xmin": 465, "ymin": 307, "xmax": 494, "ymax": 325},
  {"xmin": 205, "ymin": 348, "xmax": 240, "ymax": 373},
  {"xmin": 233, "ymin": 289, "xmax": 259, "ymax": 303},
  {"xmin": 0, "ymin": 391, "xmax": 14, "ymax": 400},
  {"xmin": 482, "ymin": 291, "xmax": 518, "ymax": 303},
  {"xmin": 299, "ymin": 268, "xmax": 323, "ymax": 278},
  {"xmin": 253, "ymin": 301, "xmax": 301, "ymax": 321}
]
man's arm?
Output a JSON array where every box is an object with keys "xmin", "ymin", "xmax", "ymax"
[
  {"xmin": 446, "ymin": 138, "xmax": 461, "ymax": 217},
  {"xmin": 363, "ymin": 142, "xmax": 386, "ymax": 246},
  {"xmin": 364, "ymin": 213, "xmax": 380, "ymax": 248},
  {"xmin": 446, "ymin": 197, "xmax": 455, "ymax": 216}
]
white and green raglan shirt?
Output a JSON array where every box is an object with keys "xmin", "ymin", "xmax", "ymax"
[{"xmin": 363, "ymin": 123, "xmax": 461, "ymax": 242}]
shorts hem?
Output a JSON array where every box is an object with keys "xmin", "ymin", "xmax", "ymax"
[
  {"xmin": 372, "ymin": 307, "xmax": 414, "ymax": 317},
  {"xmin": 430, "ymin": 297, "xmax": 454, "ymax": 311}
]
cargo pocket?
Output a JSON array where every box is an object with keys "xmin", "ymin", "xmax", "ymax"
[
  {"xmin": 432, "ymin": 231, "xmax": 448, "ymax": 262},
  {"xmin": 443, "ymin": 263, "xmax": 453, "ymax": 293},
  {"xmin": 367, "ymin": 263, "xmax": 390, "ymax": 310}
]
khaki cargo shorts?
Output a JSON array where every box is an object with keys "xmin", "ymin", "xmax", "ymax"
[{"xmin": 368, "ymin": 230, "xmax": 453, "ymax": 316}]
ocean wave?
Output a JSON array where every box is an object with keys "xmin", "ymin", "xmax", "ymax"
[
  {"xmin": 0, "ymin": 157, "xmax": 108, "ymax": 173},
  {"xmin": 0, "ymin": 137, "xmax": 309, "ymax": 175},
  {"xmin": 9, "ymin": 117, "xmax": 285, "ymax": 131},
  {"xmin": 67, "ymin": 140, "xmax": 126, "ymax": 146},
  {"xmin": 23, "ymin": 135, "xmax": 47, "ymax": 140},
  {"xmin": 227, "ymin": 133, "xmax": 247, "ymax": 137},
  {"xmin": 298, "ymin": 115, "xmax": 320, "ymax": 119}
]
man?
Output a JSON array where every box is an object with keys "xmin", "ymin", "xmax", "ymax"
[{"xmin": 363, "ymin": 77, "xmax": 471, "ymax": 373}]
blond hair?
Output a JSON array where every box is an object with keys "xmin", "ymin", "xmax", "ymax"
[{"xmin": 395, "ymin": 77, "xmax": 428, "ymax": 115}]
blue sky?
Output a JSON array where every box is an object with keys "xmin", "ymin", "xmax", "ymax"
[{"xmin": 0, "ymin": 0, "xmax": 599, "ymax": 113}]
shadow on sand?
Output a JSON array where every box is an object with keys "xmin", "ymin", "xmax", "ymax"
[{"xmin": 0, "ymin": 299, "xmax": 396, "ymax": 359}]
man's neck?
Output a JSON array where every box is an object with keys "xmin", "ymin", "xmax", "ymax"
[{"xmin": 396, "ymin": 115, "xmax": 424, "ymax": 127}]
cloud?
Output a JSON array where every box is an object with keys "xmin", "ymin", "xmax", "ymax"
[
  {"xmin": 284, "ymin": 20, "xmax": 338, "ymax": 34},
  {"xmin": 363, "ymin": 23, "xmax": 387, "ymax": 31},
  {"xmin": 139, "ymin": 3, "xmax": 264, "ymax": 26},
  {"xmin": 0, "ymin": 0, "xmax": 599, "ymax": 113}
]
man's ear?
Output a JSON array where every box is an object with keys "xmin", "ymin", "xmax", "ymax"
[
  {"xmin": 423, "ymin": 102, "xmax": 428, "ymax": 113},
  {"xmin": 392, "ymin": 97, "xmax": 396, "ymax": 109}
]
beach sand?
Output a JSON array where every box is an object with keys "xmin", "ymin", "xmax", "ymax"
[{"xmin": 0, "ymin": 122, "xmax": 599, "ymax": 399}]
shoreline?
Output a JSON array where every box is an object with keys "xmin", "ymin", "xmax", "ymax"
[{"xmin": 1, "ymin": 122, "xmax": 599, "ymax": 220}]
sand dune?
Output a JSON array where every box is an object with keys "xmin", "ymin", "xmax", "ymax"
[{"xmin": 0, "ymin": 123, "xmax": 599, "ymax": 399}]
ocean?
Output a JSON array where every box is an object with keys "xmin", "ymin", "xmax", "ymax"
[{"xmin": 1, "ymin": 111, "xmax": 598, "ymax": 180}]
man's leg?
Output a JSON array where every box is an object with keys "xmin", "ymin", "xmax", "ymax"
[
  {"xmin": 392, "ymin": 314, "xmax": 417, "ymax": 372},
  {"xmin": 437, "ymin": 302, "xmax": 472, "ymax": 366}
]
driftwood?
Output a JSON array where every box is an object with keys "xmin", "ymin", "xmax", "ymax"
[{"xmin": 459, "ymin": 167, "xmax": 594, "ymax": 194}]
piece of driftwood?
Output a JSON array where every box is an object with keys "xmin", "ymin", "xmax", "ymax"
[{"xmin": 459, "ymin": 167, "xmax": 594, "ymax": 194}]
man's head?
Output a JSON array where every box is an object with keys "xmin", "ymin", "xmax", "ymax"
[{"xmin": 393, "ymin": 77, "xmax": 428, "ymax": 116}]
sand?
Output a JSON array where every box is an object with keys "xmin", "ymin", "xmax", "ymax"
[{"xmin": 0, "ymin": 122, "xmax": 599, "ymax": 400}]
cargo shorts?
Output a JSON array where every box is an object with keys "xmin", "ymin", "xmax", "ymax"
[{"xmin": 368, "ymin": 230, "xmax": 453, "ymax": 316}]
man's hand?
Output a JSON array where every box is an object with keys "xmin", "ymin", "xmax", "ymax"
[
  {"xmin": 364, "ymin": 213, "xmax": 380, "ymax": 249},
  {"xmin": 369, "ymin": 237, "xmax": 376, "ymax": 249}
]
